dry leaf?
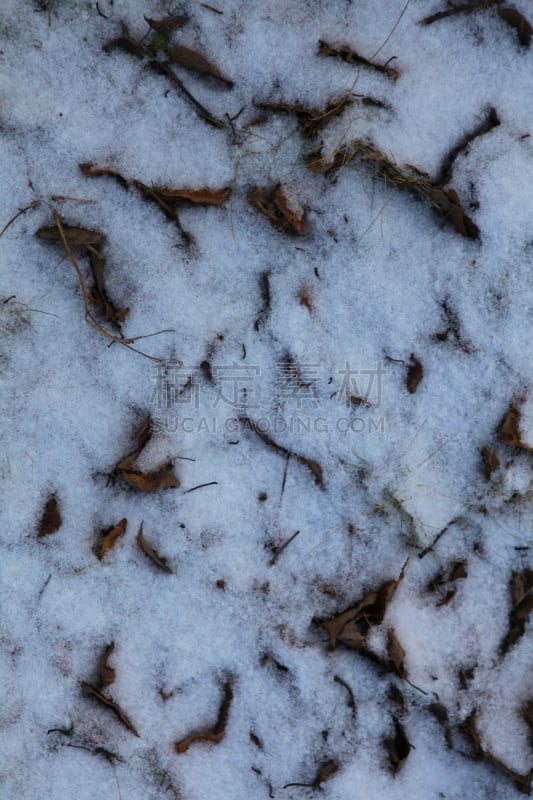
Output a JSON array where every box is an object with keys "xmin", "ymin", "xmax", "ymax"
[
  {"xmin": 500, "ymin": 569, "xmax": 533, "ymax": 654},
  {"xmin": 317, "ymin": 563, "xmax": 407, "ymax": 668},
  {"xmin": 427, "ymin": 560, "xmax": 468, "ymax": 607},
  {"xmin": 406, "ymin": 354, "xmax": 423, "ymax": 394},
  {"xmin": 167, "ymin": 45, "xmax": 233, "ymax": 86},
  {"xmin": 37, "ymin": 225, "xmax": 103, "ymax": 246},
  {"xmin": 97, "ymin": 518, "xmax": 127, "ymax": 560},
  {"xmin": 248, "ymin": 185, "xmax": 308, "ymax": 236},
  {"xmin": 152, "ymin": 186, "xmax": 231, "ymax": 206},
  {"xmin": 385, "ymin": 718, "xmax": 411, "ymax": 774},
  {"xmin": 460, "ymin": 711, "xmax": 532, "ymax": 794},
  {"xmin": 38, "ymin": 494, "xmax": 61, "ymax": 537},
  {"xmin": 499, "ymin": 405, "xmax": 532, "ymax": 451},
  {"xmin": 498, "ymin": 7, "xmax": 533, "ymax": 47},
  {"xmin": 387, "ymin": 629, "xmax": 408, "ymax": 679},
  {"xmin": 81, "ymin": 681, "xmax": 139, "ymax": 737},
  {"xmin": 144, "ymin": 14, "xmax": 189, "ymax": 37},
  {"xmin": 79, "ymin": 162, "xmax": 129, "ymax": 189},
  {"xmin": 174, "ymin": 680, "xmax": 233, "ymax": 754},
  {"xmin": 136, "ymin": 523, "xmax": 172, "ymax": 574},
  {"xmin": 99, "ymin": 643, "xmax": 116, "ymax": 690},
  {"xmin": 115, "ymin": 416, "xmax": 180, "ymax": 492},
  {"xmin": 103, "ymin": 21, "xmax": 146, "ymax": 59},
  {"xmin": 88, "ymin": 245, "xmax": 129, "ymax": 327},
  {"xmin": 481, "ymin": 445, "xmax": 499, "ymax": 479}
]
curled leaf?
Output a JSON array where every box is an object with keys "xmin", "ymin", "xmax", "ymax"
[
  {"xmin": 406, "ymin": 354, "xmax": 423, "ymax": 394},
  {"xmin": 174, "ymin": 680, "xmax": 233, "ymax": 754},
  {"xmin": 248, "ymin": 185, "xmax": 308, "ymax": 236},
  {"xmin": 136, "ymin": 523, "xmax": 172, "ymax": 573},
  {"xmin": 97, "ymin": 518, "xmax": 127, "ymax": 560},
  {"xmin": 38, "ymin": 494, "xmax": 62, "ymax": 537}
]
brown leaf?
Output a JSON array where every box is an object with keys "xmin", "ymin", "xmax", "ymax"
[
  {"xmin": 296, "ymin": 456, "xmax": 323, "ymax": 488},
  {"xmin": 385, "ymin": 718, "xmax": 411, "ymax": 774},
  {"xmin": 406, "ymin": 354, "xmax": 423, "ymax": 394},
  {"xmin": 427, "ymin": 560, "xmax": 468, "ymax": 606},
  {"xmin": 318, "ymin": 563, "xmax": 407, "ymax": 659},
  {"xmin": 36, "ymin": 225, "xmax": 103, "ymax": 246},
  {"xmin": 481, "ymin": 445, "xmax": 499, "ymax": 479},
  {"xmin": 136, "ymin": 523, "xmax": 172, "ymax": 574},
  {"xmin": 174, "ymin": 680, "xmax": 233, "ymax": 754},
  {"xmin": 81, "ymin": 681, "xmax": 139, "ymax": 737},
  {"xmin": 103, "ymin": 21, "xmax": 146, "ymax": 59},
  {"xmin": 79, "ymin": 162, "xmax": 129, "ymax": 190},
  {"xmin": 119, "ymin": 465, "xmax": 180, "ymax": 493},
  {"xmin": 88, "ymin": 245, "xmax": 129, "ymax": 327},
  {"xmin": 498, "ymin": 7, "xmax": 533, "ymax": 47},
  {"xmin": 115, "ymin": 417, "xmax": 180, "ymax": 492},
  {"xmin": 248, "ymin": 185, "xmax": 308, "ymax": 236},
  {"xmin": 144, "ymin": 14, "xmax": 189, "ymax": 37},
  {"xmin": 99, "ymin": 643, "xmax": 116, "ymax": 690},
  {"xmin": 460, "ymin": 712, "xmax": 532, "ymax": 794},
  {"xmin": 97, "ymin": 518, "xmax": 127, "ymax": 560},
  {"xmin": 153, "ymin": 186, "xmax": 231, "ymax": 206},
  {"xmin": 500, "ymin": 569, "xmax": 533, "ymax": 654},
  {"xmin": 499, "ymin": 405, "xmax": 532, "ymax": 451},
  {"xmin": 387, "ymin": 629, "xmax": 408, "ymax": 679},
  {"xmin": 298, "ymin": 286, "xmax": 313, "ymax": 311},
  {"xmin": 167, "ymin": 45, "xmax": 234, "ymax": 87},
  {"xmin": 38, "ymin": 494, "xmax": 61, "ymax": 537}
]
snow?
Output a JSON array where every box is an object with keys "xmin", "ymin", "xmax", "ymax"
[{"xmin": 0, "ymin": 0, "xmax": 532, "ymax": 798}]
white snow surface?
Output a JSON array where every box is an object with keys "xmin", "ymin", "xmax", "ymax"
[{"xmin": 0, "ymin": 1, "xmax": 532, "ymax": 798}]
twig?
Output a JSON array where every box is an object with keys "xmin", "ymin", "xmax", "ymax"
[{"xmin": 0, "ymin": 200, "xmax": 40, "ymax": 237}]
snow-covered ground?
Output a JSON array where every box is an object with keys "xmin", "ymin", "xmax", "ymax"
[{"xmin": 0, "ymin": 1, "xmax": 532, "ymax": 798}]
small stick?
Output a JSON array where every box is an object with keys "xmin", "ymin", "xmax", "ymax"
[{"xmin": 0, "ymin": 200, "xmax": 40, "ymax": 237}]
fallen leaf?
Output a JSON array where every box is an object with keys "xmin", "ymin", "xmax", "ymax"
[
  {"xmin": 87, "ymin": 244, "xmax": 129, "ymax": 327},
  {"xmin": 427, "ymin": 560, "xmax": 468, "ymax": 607},
  {"xmin": 174, "ymin": 680, "xmax": 233, "ymax": 754},
  {"xmin": 79, "ymin": 162, "xmax": 129, "ymax": 189},
  {"xmin": 284, "ymin": 760, "xmax": 339, "ymax": 789},
  {"xmin": 115, "ymin": 416, "xmax": 180, "ymax": 492},
  {"xmin": 167, "ymin": 45, "xmax": 234, "ymax": 87},
  {"xmin": 103, "ymin": 21, "xmax": 146, "ymax": 59},
  {"xmin": 387, "ymin": 629, "xmax": 408, "ymax": 679},
  {"xmin": 317, "ymin": 563, "xmax": 407, "ymax": 668},
  {"xmin": 81, "ymin": 681, "xmax": 139, "ymax": 737},
  {"xmin": 385, "ymin": 718, "xmax": 411, "ymax": 774},
  {"xmin": 144, "ymin": 14, "xmax": 189, "ymax": 37},
  {"xmin": 38, "ymin": 494, "xmax": 61, "ymax": 537},
  {"xmin": 499, "ymin": 405, "xmax": 532, "ymax": 451},
  {"xmin": 498, "ymin": 7, "xmax": 533, "ymax": 47},
  {"xmin": 136, "ymin": 523, "xmax": 172, "ymax": 573},
  {"xmin": 97, "ymin": 519, "xmax": 127, "ymax": 560},
  {"xmin": 152, "ymin": 186, "xmax": 231, "ymax": 206},
  {"xmin": 481, "ymin": 445, "xmax": 499, "ymax": 479},
  {"xmin": 500, "ymin": 569, "xmax": 533, "ymax": 654},
  {"xmin": 248, "ymin": 185, "xmax": 308, "ymax": 236},
  {"xmin": 406, "ymin": 354, "xmax": 423, "ymax": 394},
  {"xmin": 99, "ymin": 643, "xmax": 116, "ymax": 690},
  {"xmin": 36, "ymin": 225, "xmax": 103, "ymax": 246},
  {"xmin": 460, "ymin": 711, "xmax": 532, "ymax": 794}
]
